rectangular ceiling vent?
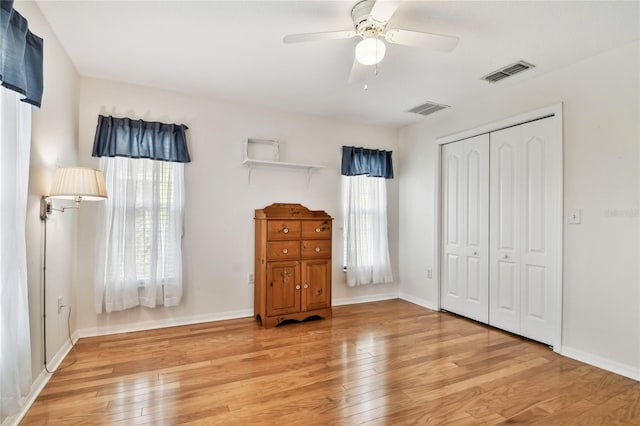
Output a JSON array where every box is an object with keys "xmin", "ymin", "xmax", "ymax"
[
  {"xmin": 482, "ymin": 60, "xmax": 535, "ymax": 83},
  {"xmin": 407, "ymin": 101, "xmax": 450, "ymax": 116}
]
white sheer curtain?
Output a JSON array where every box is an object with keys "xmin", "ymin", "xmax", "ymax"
[
  {"xmin": 0, "ymin": 88, "xmax": 32, "ymax": 417},
  {"xmin": 342, "ymin": 174, "xmax": 393, "ymax": 287},
  {"xmin": 95, "ymin": 156, "xmax": 184, "ymax": 313}
]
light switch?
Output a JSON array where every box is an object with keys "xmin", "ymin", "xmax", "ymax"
[{"xmin": 569, "ymin": 209, "xmax": 581, "ymax": 224}]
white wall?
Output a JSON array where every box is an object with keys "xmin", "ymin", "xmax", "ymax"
[
  {"xmin": 398, "ymin": 41, "xmax": 640, "ymax": 378},
  {"xmin": 74, "ymin": 78, "xmax": 400, "ymax": 334},
  {"xmin": 14, "ymin": 1, "xmax": 80, "ymax": 382}
]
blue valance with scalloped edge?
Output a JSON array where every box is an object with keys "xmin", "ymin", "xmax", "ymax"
[
  {"xmin": 1, "ymin": 0, "xmax": 44, "ymax": 107},
  {"xmin": 341, "ymin": 146, "xmax": 393, "ymax": 179},
  {"xmin": 92, "ymin": 115, "xmax": 191, "ymax": 163}
]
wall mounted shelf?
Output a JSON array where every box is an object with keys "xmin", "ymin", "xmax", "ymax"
[{"xmin": 242, "ymin": 138, "xmax": 324, "ymax": 184}]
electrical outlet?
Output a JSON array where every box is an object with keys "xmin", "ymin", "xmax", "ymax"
[
  {"xmin": 248, "ymin": 272, "xmax": 254, "ymax": 284},
  {"xmin": 57, "ymin": 296, "xmax": 63, "ymax": 314},
  {"xmin": 427, "ymin": 269, "xmax": 433, "ymax": 279}
]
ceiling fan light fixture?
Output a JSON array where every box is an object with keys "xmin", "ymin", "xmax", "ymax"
[{"xmin": 355, "ymin": 37, "xmax": 386, "ymax": 65}]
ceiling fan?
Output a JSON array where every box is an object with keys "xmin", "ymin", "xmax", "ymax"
[{"xmin": 283, "ymin": 0, "xmax": 459, "ymax": 84}]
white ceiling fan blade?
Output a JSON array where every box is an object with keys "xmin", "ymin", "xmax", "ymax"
[
  {"xmin": 283, "ymin": 30, "xmax": 357, "ymax": 44},
  {"xmin": 348, "ymin": 59, "xmax": 369, "ymax": 85},
  {"xmin": 385, "ymin": 29, "xmax": 459, "ymax": 52},
  {"xmin": 369, "ymin": 0, "xmax": 402, "ymax": 24}
]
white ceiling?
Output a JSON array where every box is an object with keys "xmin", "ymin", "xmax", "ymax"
[{"xmin": 34, "ymin": 0, "xmax": 639, "ymax": 128}]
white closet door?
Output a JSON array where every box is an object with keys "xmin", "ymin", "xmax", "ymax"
[
  {"xmin": 519, "ymin": 118, "xmax": 560, "ymax": 343},
  {"xmin": 441, "ymin": 134, "xmax": 489, "ymax": 323},
  {"xmin": 489, "ymin": 126, "xmax": 522, "ymax": 334},
  {"xmin": 489, "ymin": 116, "xmax": 560, "ymax": 344}
]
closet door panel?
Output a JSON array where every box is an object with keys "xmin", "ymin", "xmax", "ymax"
[
  {"xmin": 525, "ymin": 136, "xmax": 546, "ymax": 255},
  {"xmin": 442, "ymin": 134, "xmax": 489, "ymax": 323},
  {"xmin": 446, "ymin": 254, "xmax": 460, "ymax": 297},
  {"xmin": 490, "ymin": 126, "xmax": 521, "ymax": 333},
  {"xmin": 462, "ymin": 137, "xmax": 489, "ymax": 322},
  {"xmin": 442, "ymin": 143, "xmax": 463, "ymax": 312},
  {"xmin": 466, "ymin": 149, "xmax": 482, "ymax": 249},
  {"xmin": 496, "ymin": 143, "xmax": 518, "ymax": 253},
  {"xmin": 520, "ymin": 118, "xmax": 557, "ymax": 343},
  {"xmin": 497, "ymin": 259, "xmax": 517, "ymax": 312},
  {"xmin": 525, "ymin": 265, "xmax": 546, "ymax": 320},
  {"xmin": 466, "ymin": 256, "xmax": 481, "ymax": 302}
]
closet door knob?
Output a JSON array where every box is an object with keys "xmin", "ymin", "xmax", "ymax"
[
  {"xmin": 295, "ymin": 285, "xmax": 301, "ymax": 290},
  {"xmin": 473, "ymin": 251, "xmax": 479, "ymax": 256},
  {"xmin": 303, "ymin": 284, "xmax": 309, "ymax": 289},
  {"xmin": 502, "ymin": 254, "xmax": 509, "ymax": 260}
]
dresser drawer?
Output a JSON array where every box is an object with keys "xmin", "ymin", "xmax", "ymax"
[
  {"xmin": 301, "ymin": 239, "xmax": 332, "ymax": 259},
  {"xmin": 268, "ymin": 221, "xmax": 301, "ymax": 240},
  {"xmin": 267, "ymin": 241, "xmax": 300, "ymax": 260},
  {"xmin": 301, "ymin": 220, "xmax": 332, "ymax": 240}
]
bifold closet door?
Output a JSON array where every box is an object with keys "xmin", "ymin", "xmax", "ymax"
[
  {"xmin": 441, "ymin": 134, "xmax": 489, "ymax": 323},
  {"xmin": 489, "ymin": 117, "xmax": 560, "ymax": 345}
]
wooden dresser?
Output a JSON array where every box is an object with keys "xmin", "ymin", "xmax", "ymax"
[{"xmin": 254, "ymin": 203, "xmax": 333, "ymax": 328}]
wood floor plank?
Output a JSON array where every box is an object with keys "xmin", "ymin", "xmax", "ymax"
[{"xmin": 20, "ymin": 300, "xmax": 639, "ymax": 425}]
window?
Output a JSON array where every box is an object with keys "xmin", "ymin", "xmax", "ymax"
[
  {"xmin": 95, "ymin": 156, "xmax": 185, "ymax": 313},
  {"xmin": 341, "ymin": 174, "xmax": 393, "ymax": 286},
  {"xmin": 132, "ymin": 161, "xmax": 174, "ymax": 283}
]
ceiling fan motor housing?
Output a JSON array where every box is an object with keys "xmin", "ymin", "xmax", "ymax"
[{"xmin": 351, "ymin": 0, "xmax": 384, "ymax": 37}]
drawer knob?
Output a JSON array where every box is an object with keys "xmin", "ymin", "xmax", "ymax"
[
  {"xmin": 283, "ymin": 248, "xmax": 288, "ymax": 254},
  {"xmin": 283, "ymin": 227, "xmax": 289, "ymax": 234},
  {"xmin": 315, "ymin": 247, "xmax": 321, "ymax": 252},
  {"xmin": 315, "ymin": 228, "xmax": 321, "ymax": 232}
]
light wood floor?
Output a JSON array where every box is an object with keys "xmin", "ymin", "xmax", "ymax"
[{"xmin": 22, "ymin": 299, "xmax": 640, "ymax": 425}]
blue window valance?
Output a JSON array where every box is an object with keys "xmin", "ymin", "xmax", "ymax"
[
  {"xmin": 92, "ymin": 115, "xmax": 191, "ymax": 163},
  {"xmin": 1, "ymin": 0, "xmax": 44, "ymax": 107},
  {"xmin": 341, "ymin": 146, "xmax": 393, "ymax": 179}
]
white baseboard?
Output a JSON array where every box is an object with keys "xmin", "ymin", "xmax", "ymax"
[
  {"xmin": 77, "ymin": 309, "xmax": 254, "ymax": 338},
  {"xmin": 332, "ymin": 293, "xmax": 399, "ymax": 306},
  {"xmin": 2, "ymin": 332, "xmax": 80, "ymax": 426},
  {"xmin": 398, "ymin": 293, "xmax": 438, "ymax": 311},
  {"xmin": 560, "ymin": 346, "xmax": 639, "ymax": 381}
]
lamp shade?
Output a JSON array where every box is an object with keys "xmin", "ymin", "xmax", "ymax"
[
  {"xmin": 355, "ymin": 37, "xmax": 386, "ymax": 65},
  {"xmin": 49, "ymin": 167, "xmax": 107, "ymax": 201}
]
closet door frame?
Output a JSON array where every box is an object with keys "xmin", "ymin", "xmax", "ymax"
[{"xmin": 434, "ymin": 103, "xmax": 564, "ymax": 351}]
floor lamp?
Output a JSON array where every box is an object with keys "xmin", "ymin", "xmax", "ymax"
[{"xmin": 40, "ymin": 167, "xmax": 107, "ymax": 372}]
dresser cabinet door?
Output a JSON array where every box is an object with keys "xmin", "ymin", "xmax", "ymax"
[
  {"xmin": 266, "ymin": 261, "xmax": 301, "ymax": 316},
  {"xmin": 302, "ymin": 260, "xmax": 331, "ymax": 312}
]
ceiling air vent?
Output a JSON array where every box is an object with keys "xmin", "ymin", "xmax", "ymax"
[
  {"xmin": 407, "ymin": 101, "xmax": 450, "ymax": 116},
  {"xmin": 482, "ymin": 60, "xmax": 535, "ymax": 83}
]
